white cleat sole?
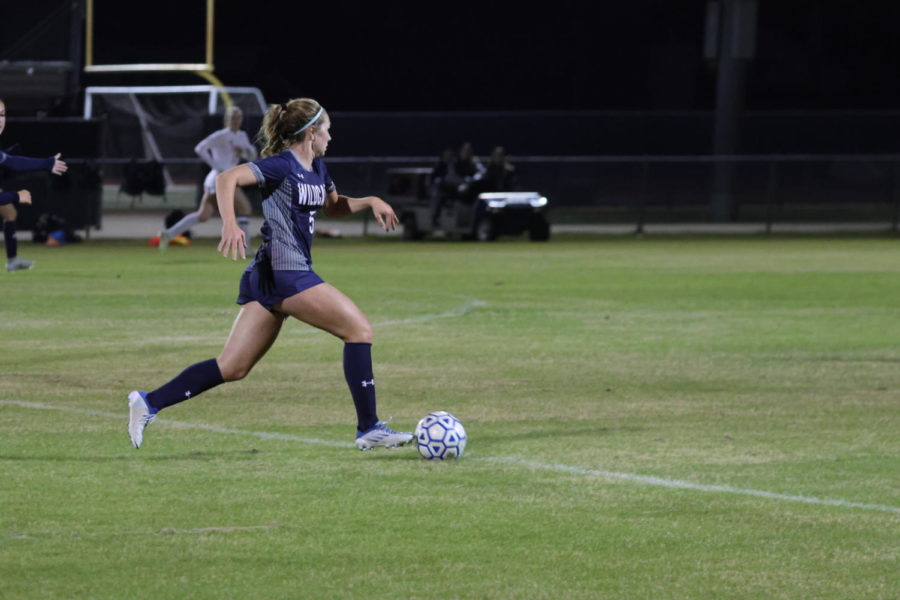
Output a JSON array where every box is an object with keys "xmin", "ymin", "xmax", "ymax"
[
  {"xmin": 355, "ymin": 436, "xmax": 414, "ymax": 451},
  {"xmin": 127, "ymin": 390, "xmax": 154, "ymax": 449}
]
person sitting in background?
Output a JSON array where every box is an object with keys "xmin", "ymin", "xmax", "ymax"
[
  {"xmin": 453, "ymin": 141, "xmax": 485, "ymax": 203},
  {"xmin": 429, "ymin": 148, "xmax": 459, "ymax": 226},
  {"xmin": 482, "ymin": 146, "xmax": 517, "ymax": 192},
  {"xmin": 429, "ymin": 148, "xmax": 459, "ymax": 190}
]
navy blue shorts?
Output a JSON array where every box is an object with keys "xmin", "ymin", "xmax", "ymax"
[{"xmin": 237, "ymin": 268, "xmax": 325, "ymax": 312}]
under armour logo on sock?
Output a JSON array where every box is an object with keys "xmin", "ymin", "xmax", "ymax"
[
  {"xmin": 184, "ymin": 390, "xmax": 192, "ymax": 398},
  {"xmin": 361, "ymin": 379, "xmax": 375, "ymax": 388}
]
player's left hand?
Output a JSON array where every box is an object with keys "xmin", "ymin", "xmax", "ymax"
[
  {"xmin": 51, "ymin": 153, "xmax": 67, "ymax": 175},
  {"xmin": 371, "ymin": 197, "xmax": 398, "ymax": 232}
]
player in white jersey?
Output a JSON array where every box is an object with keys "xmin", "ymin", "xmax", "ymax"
[
  {"xmin": 128, "ymin": 97, "xmax": 414, "ymax": 452},
  {"xmin": 157, "ymin": 106, "xmax": 258, "ymax": 250}
]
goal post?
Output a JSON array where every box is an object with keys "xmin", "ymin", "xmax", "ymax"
[
  {"xmin": 84, "ymin": 0, "xmax": 216, "ymax": 74},
  {"xmin": 84, "ymin": 85, "xmax": 268, "ymax": 189},
  {"xmin": 83, "ymin": 86, "xmax": 267, "ymax": 120},
  {"xmin": 80, "ymin": 1, "xmax": 270, "ymax": 189}
]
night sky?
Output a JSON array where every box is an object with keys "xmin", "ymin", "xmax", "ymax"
[{"xmin": 5, "ymin": 1, "xmax": 900, "ymax": 112}]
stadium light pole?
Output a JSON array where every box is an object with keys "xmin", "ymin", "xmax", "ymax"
[
  {"xmin": 69, "ymin": 0, "xmax": 85, "ymax": 114},
  {"xmin": 706, "ymin": 0, "xmax": 758, "ymax": 222}
]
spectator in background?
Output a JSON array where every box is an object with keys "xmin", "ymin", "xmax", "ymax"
[
  {"xmin": 454, "ymin": 142, "xmax": 485, "ymax": 202},
  {"xmin": 429, "ymin": 147, "xmax": 459, "ymax": 226},
  {"xmin": 429, "ymin": 147, "xmax": 459, "ymax": 190},
  {"xmin": 482, "ymin": 146, "xmax": 517, "ymax": 192}
]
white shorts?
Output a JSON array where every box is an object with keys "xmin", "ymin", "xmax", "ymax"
[{"xmin": 203, "ymin": 169, "xmax": 220, "ymax": 195}]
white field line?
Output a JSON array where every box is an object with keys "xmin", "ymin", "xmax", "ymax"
[
  {"xmin": 485, "ymin": 457, "xmax": 900, "ymax": 515},
  {"xmin": 0, "ymin": 400, "xmax": 351, "ymax": 448},
  {"xmin": 2, "ymin": 295, "xmax": 487, "ymax": 350},
  {"xmin": 369, "ymin": 296, "xmax": 487, "ymax": 327},
  {"xmin": 3, "ymin": 400, "xmax": 898, "ymax": 516}
]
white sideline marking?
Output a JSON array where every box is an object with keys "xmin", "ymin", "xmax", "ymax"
[
  {"xmin": 3, "ymin": 399, "xmax": 898, "ymax": 515},
  {"xmin": 0, "ymin": 400, "xmax": 351, "ymax": 448},
  {"xmin": 4, "ymin": 294, "xmax": 487, "ymax": 350},
  {"xmin": 373, "ymin": 295, "xmax": 487, "ymax": 327},
  {"xmin": 484, "ymin": 457, "xmax": 900, "ymax": 515}
]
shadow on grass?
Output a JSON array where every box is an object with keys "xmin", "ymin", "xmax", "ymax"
[
  {"xmin": 356, "ymin": 425, "xmax": 642, "ymax": 461},
  {"xmin": 357, "ymin": 449, "xmax": 422, "ymax": 461}
]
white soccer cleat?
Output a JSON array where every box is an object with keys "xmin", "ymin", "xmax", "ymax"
[
  {"xmin": 6, "ymin": 257, "xmax": 35, "ymax": 272},
  {"xmin": 128, "ymin": 390, "xmax": 157, "ymax": 449},
  {"xmin": 355, "ymin": 419, "xmax": 414, "ymax": 451}
]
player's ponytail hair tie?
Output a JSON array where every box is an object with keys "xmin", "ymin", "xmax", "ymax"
[{"xmin": 292, "ymin": 107, "xmax": 324, "ymax": 136}]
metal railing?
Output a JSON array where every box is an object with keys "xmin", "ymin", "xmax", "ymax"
[{"xmin": 63, "ymin": 154, "xmax": 900, "ymax": 234}]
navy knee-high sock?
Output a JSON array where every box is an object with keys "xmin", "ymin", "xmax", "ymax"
[
  {"xmin": 344, "ymin": 342, "xmax": 379, "ymax": 432},
  {"xmin": 146, "ymin": 358, "xmax": 224, "ymax": 411},
  {"xmin": 3, "ymin": 220, "xmax": 17, "ymax": 260}
]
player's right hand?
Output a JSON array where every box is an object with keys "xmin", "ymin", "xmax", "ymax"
[
  {"xmin": 17, "ymin": 190, "xmax": 32, "ymax": 204},
  {"xmin": 217, "ymin": 222, "xmax": 246, "ymax": 260},
  {"xmin": 51, "ymin": 153, "xmax": 68, "ymax": 175}
]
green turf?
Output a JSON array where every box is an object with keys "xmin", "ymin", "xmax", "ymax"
[{"xmin": 1, "ymin": 235, "xmax": 898, "ymax": 599}]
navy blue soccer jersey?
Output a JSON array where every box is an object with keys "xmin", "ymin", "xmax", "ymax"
[{"xmin": 247, "ymin": 151, "xmax": 335, "ymax": 270}]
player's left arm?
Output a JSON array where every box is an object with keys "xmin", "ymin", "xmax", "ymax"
[{"xmin": 323, "ymin": 190, "xmax": 398, "ymax": 231}]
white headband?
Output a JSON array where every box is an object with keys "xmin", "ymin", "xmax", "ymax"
[{"xmin": 292, "ymin": 107, "xmax": 324, "ymax": 136}]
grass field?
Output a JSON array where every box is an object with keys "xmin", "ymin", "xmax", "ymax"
[{"xmin": 1, "ymin": 234, "xmax": 898, "ymax": 599}]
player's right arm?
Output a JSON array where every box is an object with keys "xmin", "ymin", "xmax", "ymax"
[
  {"xmin": 215, "ymin": 164, "xmax": 257, "ymax": 260},
  {"xmin": 0, "ymin": 151, "xmax": 66, "ymax": 174}
]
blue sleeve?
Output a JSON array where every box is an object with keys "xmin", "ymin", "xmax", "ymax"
[
  {"xmin": 0, "ymin": 151, "xmax": 54, "ymax": 172},
  {"xmin": 247, "ymin": 153, "xmax": 292, "ymax": 186},
  {"xmin": 0, "ymin": 190, "xmax": 19, "ymax": 206}
]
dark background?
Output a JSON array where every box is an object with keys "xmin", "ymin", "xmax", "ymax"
[
  {"xmin": 4, "ymin": 0, "xmax": 900, "ymax": 112},
  {"xmin": 3, "ymin": 1, "xmax": 900, "ymax": 228}
]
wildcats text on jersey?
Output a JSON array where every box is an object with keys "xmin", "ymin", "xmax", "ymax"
[{"xmin": 297, "ymin": 181, "xmax": 326, "ymax": 207}]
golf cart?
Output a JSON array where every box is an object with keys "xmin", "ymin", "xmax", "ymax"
[{"xmin": 386, "ymin": 167, "xmax": 551, "ymax": 242}]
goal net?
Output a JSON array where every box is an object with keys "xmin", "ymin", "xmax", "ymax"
[{"xmin": 84, "ymin": 85, "xmax": 267, "ymax": 184}]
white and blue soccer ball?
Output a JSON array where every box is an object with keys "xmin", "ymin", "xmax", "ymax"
[{"xmin": 415, "ymin": 411, "xmax": 467, "ymax": 460}]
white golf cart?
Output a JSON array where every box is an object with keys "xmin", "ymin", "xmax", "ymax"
[{"xmin": 386, "ymin": 167, "xmax": 551, "ymax": 242}]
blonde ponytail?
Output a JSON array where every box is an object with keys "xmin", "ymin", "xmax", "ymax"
[{"xmin": 256, "ymin": 98, "xmax": 326, "ymax": 157}]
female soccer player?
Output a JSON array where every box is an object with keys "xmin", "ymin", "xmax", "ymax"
[
  {"xmin": 0, "ymin": 98, "xmax": 67, "ymax": 271},
  {"xmin": 157, "ymin": 106, "xmax": 257, "ymax": 250},
  {"xmin": 128, "ymin": 98, "xmax": 413, "ymax": 451}
]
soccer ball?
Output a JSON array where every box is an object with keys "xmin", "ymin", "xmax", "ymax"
[{"xmin": 415, "ymin": 411, "xmax": 467, "ymax": 460}]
